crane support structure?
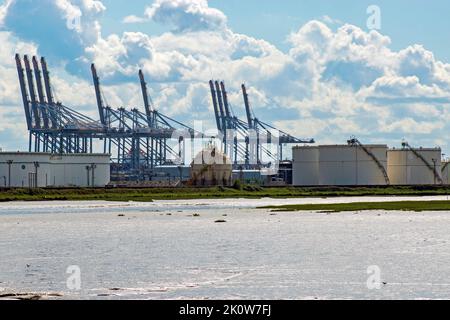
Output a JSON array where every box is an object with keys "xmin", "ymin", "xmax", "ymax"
[
  {"xmin": 402, "ymin": 141, "xmax": 443, "ymax": 185},
  {"xmin": 348, "ymin": 137, "xmax": 390, "ymax": 185}
]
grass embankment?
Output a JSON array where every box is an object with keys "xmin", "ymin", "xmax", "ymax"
[
  {"xmin": 261, "ymin": 201, "xmax": 450, "ymax": 212},
  {"xmin": 0, "ymin": 185, "xmax": 448, "ymax": 202}
]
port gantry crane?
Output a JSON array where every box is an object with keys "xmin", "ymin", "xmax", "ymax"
[
  {"xmin": 91, "ymin": 64, "xmax": 200, "ymax": 174},
  {"xmin": 17, "ymin": 53, "xmax": 204, "ymax": 179},
  {"xmin": 401, "ymin": 141, "xmax": 444, "ymax": 185},
  {"xmin": 209, "ymin": 80, "xmax": 314, "ymax": 169},
  {"xmin": 16, "ymin": 54, "xmax": 104, "ymax": 154}
]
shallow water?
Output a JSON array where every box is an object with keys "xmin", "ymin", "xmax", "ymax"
[{"xmin": 1, "ymin": 196, "xmax": 450, "ymax": 300}]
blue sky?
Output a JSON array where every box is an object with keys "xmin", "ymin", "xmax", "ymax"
[
  {"xmin": 99, "ymin": 0, "xmax": 450, "ymax": 61},
  {"xmin": 0, "ymin": 0, "xmax": 449, "ymax": 158}
]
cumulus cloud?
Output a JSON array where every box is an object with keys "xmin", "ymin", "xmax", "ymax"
[
  {"xmin": 145, "ymin": 0, "xmax": 227, "ymax": 32},
  {"xmin": 0, "ymin": 0, "xmax": 449, "ymax": 155},
  {"xmin": 122, "ymin": 0, "xmax": 227, "ymax": 32},
  {"xmin": 1, "ymin": 0, "xmax": 105, "ymax": 61},
  {"xmin": 122, "ymin": 15, "xmax": 147, "ymax": 24}
]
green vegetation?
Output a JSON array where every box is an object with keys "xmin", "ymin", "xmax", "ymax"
[
  {"xmin": 0, "ymin": 185, "xmax": 448, "ymax": 202},
  {"xmin": 261, "ymin": 200, "xmax": 450, "ymax": 212}
]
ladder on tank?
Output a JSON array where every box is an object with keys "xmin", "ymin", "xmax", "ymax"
[
  {"xmin": 347, "ymin": 137, "xmax": 390, "ymax": 185},
  {"xmin": 443, "ymin": 162, "xmax": 449, "ymax": 172},
  {"xmin": 401, "ymin": 141, "xmax": 443, "ymax": 185}
]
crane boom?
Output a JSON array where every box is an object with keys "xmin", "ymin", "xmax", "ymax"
[
  {"xmin": 15, "ymin": 54, "xmax": 32, "ymax": 130},
  {"xmin": 220, "ymin": 81, "xmax": 231, "ymax": 119},
  {"xmin": 40, "ymin": 57, "xmax": 54, "ymax": 105},
  {"xmin": 138, "ymin": 70, "xmax": 153, "ymax": 124},
  {"xmin": 214, "ymin": 81, "xmax": 227, "ymax": 131},
  {"xmin": 24, "ymin": 55, "xmax": 41, "ymax": 128},
  {"xmin": 91, "ymin": 64, "xmax": 106, "ymax": 126},
  {"xmin": 32, "ymin": 56, "xmax": 50, "ymax": 129},
  {"xmin": 209, "ymin": 80, "xmax": 222, "ymax": 132},
  {"xmin": 242, "ymin": 84, "xmax": 253, "ymax": 129}
]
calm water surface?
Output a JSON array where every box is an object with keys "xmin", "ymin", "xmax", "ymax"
[{"xmin": 1, "ymin": 196, "xmax": 449, "ymax": 299}]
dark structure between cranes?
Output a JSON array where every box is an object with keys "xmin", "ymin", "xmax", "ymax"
[
  {"xmin": 209, "ymin": 80, "xmax": 314, "ymax": 169},
  {"xmin": 16, "ymin": 54, "xmax": 199, "ymax": 180}
]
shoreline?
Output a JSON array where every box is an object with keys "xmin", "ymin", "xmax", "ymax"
[
  {"xmin": 0, "ymin": 185, "xmax": 449, "ymax": 203},
  {"xmin": 261, "ymin": 200, "xmax": 450, "ymax": 212}
]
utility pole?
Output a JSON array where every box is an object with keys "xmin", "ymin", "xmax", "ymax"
[
  {"xmin": 7, "ymin": 160, "xmax": 13, "ymax": 188},
  {"xmin": 178, "ymin": 165, "xmax": 183, "ymax": 184},
  {"xmin": 91, "ymin": 163, "xmax": 97, "ymax": 187},
  {"xmin": 33, "ymin": 161, "xmax": 40, "ymax": 188},
  {"xmin": 86, "ymin": 165, "xmax": 91, "ymax": 187},
  {"xmin": 432, "ymin": 158, "xmax": 437, "ymax": 185}
]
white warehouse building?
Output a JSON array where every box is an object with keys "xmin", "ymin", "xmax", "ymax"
[{"xmin": 0, "ymin": 152, "xmax": 110, "ymax": 188}]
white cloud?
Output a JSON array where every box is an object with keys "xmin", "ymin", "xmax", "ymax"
[
  {"xmin": 122, "ymin": 15, "xmax": 147, "ymax": 24},
  {"xmin": 0, "ymin": 1, "xmax": 449, "ymax": 155},
  {"xmin": 145, "ymin": 0, "xmax": 227, "ymax": 32}
]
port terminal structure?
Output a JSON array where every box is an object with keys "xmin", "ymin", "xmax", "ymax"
[
  {"xmin": 209, "ymin": 80, "xmax": 314, "ymax": 169},
  {"xmin": 16, "ymin": 54, "xmax": 205, "ymax": 179},
  {"xmin": 16, "ymin": 53, "xmax": 314, "ymax": 178}
]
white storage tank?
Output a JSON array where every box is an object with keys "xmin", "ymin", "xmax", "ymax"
[
  {"xmin": 319, "ymin": 145, "xmax": 389, "ymax": 186},
  {"xmin": 387, "ymin": 148, "xmax": 442, "ymax": 185},
  {"xmin": 441, "ymin": 161, "xmax": 449, "ymax": 185},
  {"xmin": 292, "ymin": 146, "xmax": 319, "ymax": 186}
]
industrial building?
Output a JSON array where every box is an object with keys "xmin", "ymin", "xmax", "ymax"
[
  {"xmin": 0, "ymin": 153, "xmax": 110, "ymax": 188},
  {"xmin": 293, "ymin": 139, "xmax": 445, "ymax": 186}
]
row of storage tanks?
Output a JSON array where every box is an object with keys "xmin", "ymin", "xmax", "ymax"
[{"xmin": 293, "ymin": 145, "xmax": 449, "ymax": 186}]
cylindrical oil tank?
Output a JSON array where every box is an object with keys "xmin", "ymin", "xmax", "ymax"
[
  {"xmin": 292, "ymin": 146, "xmax": 319, "ymax": 186},
  {"xmin": 387, "ymin": 148, "xmax": 442, "ymax": 185},
  {"xmin": 443, "ymin": 162, "xmax": 449, "ymax": 185},
  {"xmin": 319, "ymin": 145, "xmax": 388, "ymax": 186}
]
